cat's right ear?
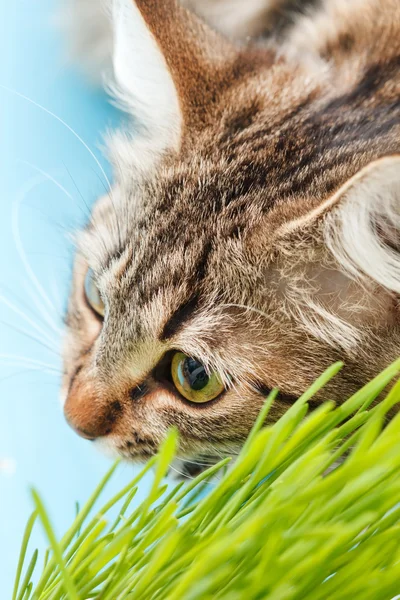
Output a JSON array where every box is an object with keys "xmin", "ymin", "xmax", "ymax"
[{"xmin": 109, "ymin": 0, "xmax": 238, "ymax": 159}]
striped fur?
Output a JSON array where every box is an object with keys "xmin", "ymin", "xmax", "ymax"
[{"xmin": 62, "ymin": 0, "xmax": 400, "ymax": 465}]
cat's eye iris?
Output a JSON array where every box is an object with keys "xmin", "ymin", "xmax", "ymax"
[
  {"xmin": 84, "ymin": 269, "xmax": 105, "ymax": 317},
  {"xmin": 171, "ymin": 352, "xmax": 224, "ymax": 404}
]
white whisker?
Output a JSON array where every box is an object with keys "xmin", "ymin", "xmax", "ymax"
[
  {"xmin": 0, "ymin": 85, "xmax": 113, "ymax": 194},
  {"xmin": 12, "ymin": 174, "xmax": 64, "ymax": 336},
  {"xmin": 0, "ymin": 282, "xmax": 62, "ymax": 342},
  {"xmin": 0, "ymin": 293, "xmax": 58, "ymax": 349},
  {"xmin": 206, "ymin": 443, "xmax": 226, "ymax": 461},
  {"xmin": 25, "ymin": 283, "xmax": 63, "ymax": 335},
  {"xmin": 0, "ymin": 368, "xmax": 58, "ymax": 385},
  {"xmin": 0, "ymin": 318, "xmax": 60, "ymax": 357},
  {"xmin": 183, "ymin": 457, "xmax": 218, "ymax": 468},
  {"xmin": 48, "ymin": 276, "xmax": 64, "ymax": 315},
  {"xmin": 0, "ymin": 354, "xmax": 59, "ymax": 375},
  {"xmin": 169, "ymin": 465, "xmax": 198, "ymax": 481},
  {"xmin": 0, "ymin": 353, "xmax": 59, "ymax": 369},
  {"xmin": 20, "ymin": 160, "xmax": 74, "ymax": 203}
]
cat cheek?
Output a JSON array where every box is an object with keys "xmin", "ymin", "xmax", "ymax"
[{"xmin": 93, "ymin": 436, "xmax": 122, "ymax": 461}]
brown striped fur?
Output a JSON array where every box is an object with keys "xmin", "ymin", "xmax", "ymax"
[{"xmin": 62, "ymin": 0, "xmax": 400, "ymax": 466}]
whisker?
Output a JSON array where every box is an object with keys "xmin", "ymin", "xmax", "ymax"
[
  {"xmin": 62, "ymin": 161, "xmax": 93, "ymax": 219},
  {"xmin": 169, "ymin": 465, "xmax": 198, "ymax": 481},
  {"xmin": 90, "ymin": 166, "xmax": 123, "ymax": 250},
  {"xmin": 24, "ymin": 283, "xmax": 63, "ymax": 335},
  {"xmin": 182, "ymin": 457, "xmax": 219, "ymax": 468},
  {"xmin": 0, "ymin": 85, "xmax": 113, "ymax": 194},
  {"xmin": 20, "ymin": 160, "xmax": 75, "ymax": 203},
  {"xmin": 0, "ymin": 319, "xmax": 60, "ymax": 357},
  {"xmin": 0, "ymin": 282, "xmax": 62, "ymax": 342},
  {"xmin": 207, "ymin": 443, "xmax": 230, "ymax": 461},
  {"xmin": 24, "ymin": 252, "xmax": 71, "ymax": 260},
  {"xmin": 0, "ymin": 293, "xmax": 59, "ymax": 349},
  {"xmin": 12, "ymin": 174, "xmax": 65, "ymax": 334},
  {"xmin": 0, "ymin": 367, "xmax": 58, "ymax": 385},
  {"xmin": 12, "ymin": 195, "xmax": 75, "ymax": 234},
  {"xmin": 49, "ymin": 275, "xmax": 65, "ymax": 317},
  {"xmin": 0, "ymin": 361, "xmax": 59, "ymax": 375},
  {"xmin": 63, "ymin": 164, "xmax": 110, "ymax": 258},
  {"xmin": 20, "ymin": 160, "xmax": 91, "ymax": 232},
  {"xmin": 0, "ymin": 353, "xmax": 59, "ymax": 371}
]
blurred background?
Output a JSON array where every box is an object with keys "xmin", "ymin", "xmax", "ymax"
[{"xmin": 0, "ymin": 1, "xmax": 150, "ymax": 594}]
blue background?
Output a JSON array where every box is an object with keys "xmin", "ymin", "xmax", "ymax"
[{"xmin": 0, "ymin": 1, "xmax": 150, "ymax": 595}]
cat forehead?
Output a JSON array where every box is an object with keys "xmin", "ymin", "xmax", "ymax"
[
  {"xmin": 77, "ymin": 0, "xmax": 400, "ymax": 279},
  {"xmin": 111, "ymin": 76, "xmax": 398, "ymax": 226},
  {"xmin": 77, "ymin": 161, "xmax": 252, "ymax": 274},
  {"xmin": 80, "ymin": 58, "xmax": 400, "ymax": 273}
]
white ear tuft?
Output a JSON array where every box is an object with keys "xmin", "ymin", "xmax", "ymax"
[
  {"xmin": 109, "ymin": 0, "xmax": 182, "ymax": 150},
  {"xmin": 324, "ymin": 156, "xmax": 400, "ymax": 293}
]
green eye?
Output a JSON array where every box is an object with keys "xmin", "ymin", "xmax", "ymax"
[
  {"xmin": 171, "ymin": 352, "xmax": 225, "ymax": 404},
  {"xmin": 84, "ymin": 269, "xmax": 105, "ymax": 317}
]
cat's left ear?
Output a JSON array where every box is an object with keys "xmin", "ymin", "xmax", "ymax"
[
  {"xmin": 110, "ymin": 0, "xmax": 238, "ymax": 155},
  {"xmin": 282, "ymin": 155, "xmax": 400, "ymax": 293}
]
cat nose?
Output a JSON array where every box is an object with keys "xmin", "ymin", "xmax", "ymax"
[{"xmin": 64, "ymin": 382, "xmax": 123, "ymax": 440}]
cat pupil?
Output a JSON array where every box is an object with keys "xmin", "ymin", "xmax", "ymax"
[{"xmin": 183, "ymin": 358, "xmax": 209, "ymax": 391}]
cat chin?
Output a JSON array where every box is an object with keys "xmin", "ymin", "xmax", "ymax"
[
  {"xmin": 93, "ymin": 436, "xmax": 121, "ymax": 459},
  {"xmin": 93, "ymin": 436, "xmax": 157, "ymax": 463},
  {"xmin": 93, "ymin": 438, "xmax": 235, "ymax": 477}
]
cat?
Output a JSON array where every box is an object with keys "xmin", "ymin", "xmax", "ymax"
[{"xmin": 61, "ymin": 0, "xmax": 400, "ymax": 468}]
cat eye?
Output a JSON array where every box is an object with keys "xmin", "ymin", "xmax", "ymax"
[
  {"xmin": 170, "ymin": 352, "xmax": 224, "ymax": 404},
  {"xmin": 84, "ymin": 269, "xmax": 105, "ymax": 317}
]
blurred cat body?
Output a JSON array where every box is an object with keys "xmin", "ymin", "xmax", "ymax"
[{"xmin": 62, "ymin": 0, "xmax": 400, "ymax": 465}]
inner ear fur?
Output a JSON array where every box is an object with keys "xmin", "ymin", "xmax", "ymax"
[
  {"xmin": 134, "ymin": 0, "xmax": 234, "ymax": 123},
  {"xmin": 278, "ymin": 156, "xmax": 400, "ymax": 239},
  {"xmin": 132, "ymin": 0, "xmax": 268, "ymax": 132},
  {"xmin": 323, "ymin": 156, "xmax": 400, "ymax": 294},
  {"xmin": 274, "ymin": 156, "xmax": 400, "ymax": 292},
  {"xmin": 113, "ymin": 0, "xmax": 259, "ymax": 142},
  {"xmin": 261, "ymin": 156, "xmax": 400, "ymax": 353}
]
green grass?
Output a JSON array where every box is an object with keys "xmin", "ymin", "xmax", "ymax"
[{"xmin": 13, "ymin": 360, "xmax": 400, "ymax": 600}]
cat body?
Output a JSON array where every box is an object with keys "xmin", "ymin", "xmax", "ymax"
[{"xmin": 62, "ymin": 0, "xmax": 400, "ymax": 464}]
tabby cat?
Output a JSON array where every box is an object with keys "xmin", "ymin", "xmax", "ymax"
[{"xmin": 62, "ymin": 0, "xmax": 400, "ymax": 468}]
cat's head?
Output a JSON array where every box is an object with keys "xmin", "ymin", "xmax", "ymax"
[{"xmin": 62, "ymin": 0, "xmax": 400, "ymax": 463}]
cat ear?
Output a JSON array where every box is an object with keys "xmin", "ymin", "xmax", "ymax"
[
  {"xmin": 280, "ymin": 156, "xmax": 400, "ymax": 293},
  {"xmin": 271, "ymin": 156, "xmax": 400, "ymax": 353},
  {"xmin": 323, "ymin": 156, "xmax": 400, "ymax": 294},
  {"xmin": 110, "ymin": 0, "xmax": 237, "ymax": 153}
]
